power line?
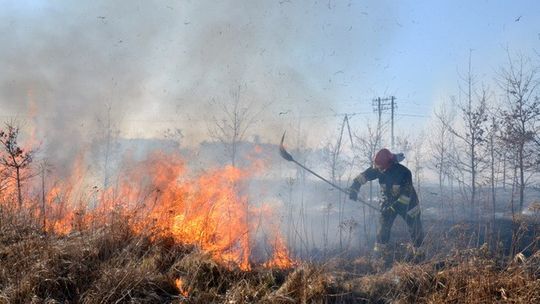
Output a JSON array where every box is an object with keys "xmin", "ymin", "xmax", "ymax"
[
  {"xmin": 396, "ymin": 113, "xmax": 431, "ymax": 117},
  {"xmin": 372, "ymin": 96, "xmax": 396, "ymax": 150},
  {"xmin": 0, "ymin": 110, "xmax": 431, "ymax": 124}
]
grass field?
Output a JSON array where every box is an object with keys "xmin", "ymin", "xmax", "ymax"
[{"xmin": 1, "ymin": 213, "xmax": 539, "ymax": 303}]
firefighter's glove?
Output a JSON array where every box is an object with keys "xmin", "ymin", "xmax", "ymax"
[
  {"xmin": 349, "ymin": 190, "xmax": 358, "ymax": 201},
  {"xmin": 348, "ymin": 180, "xmax": 361, "ymax": 201}
]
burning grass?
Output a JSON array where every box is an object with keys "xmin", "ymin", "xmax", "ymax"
[
  {"xmin": 2, "ymin": 151, "xmax": 296, "ymax": 272},
  {"xmin": 2, "ymin": 223, "xmax": 540, "ymax": 303},
  {"xmin": 0, "ymin": 148, "xmax": 539, "ymax": 302},
  {"xmin": 1, "ymin": 215, "xmax": 540, "ymax": 303},
  {"xmin": 0, "ymin": 222, "xmax": 328, "ymax": 303}
]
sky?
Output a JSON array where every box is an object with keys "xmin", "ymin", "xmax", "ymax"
[{"xmin": 0, "ymin": 0, "xmax": 539, "ymax": 152}]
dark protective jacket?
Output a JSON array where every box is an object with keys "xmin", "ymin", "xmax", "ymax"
[
  {"xmin": 353, "ymin": 162, "xmax": 420, "ymax": 217},
  {"xmin": 352, "ymin": 162, "xmax": 423, "ymax": 247}
]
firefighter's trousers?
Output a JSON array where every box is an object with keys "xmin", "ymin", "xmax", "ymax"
[{"xmin": 377, "ymin": 200, "xmax": 424, "ymax": 247}]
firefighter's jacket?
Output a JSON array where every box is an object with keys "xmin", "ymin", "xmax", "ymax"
[{"xmin": 353, "ymin": 163, "xmax": 420, "ymax": 217}]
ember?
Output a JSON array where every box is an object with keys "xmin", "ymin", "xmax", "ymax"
[{"xmin": 175, "ymin": 278, "xmax": 189, "ymax": 297}]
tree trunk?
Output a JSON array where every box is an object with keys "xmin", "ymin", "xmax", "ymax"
[
  {"xmin": 490, "ymin": 132, "xmax": 496, "ymax": 222},
  {"xmin": 42, "ymin": 167, "xmax": 46, "ymax": 231},
  {"xmin": 502, "ymin": 154, "xmax": 507, "ymax": 190},
  {"xmin": 510, "ymin": 161, "xmax": 517, "ymax": 219},
  {"xmin": 519, "ymin": 147, "xmax": 525, "ymax": 211},
  {"xmin": 449, "ymin": 177, "xmax": 455, "ymax": 221},
  {"xmin": 231, "ymin": 139, "xmax": 237, "ymax": 167},
  {"xmin": 16, "ymin": 166, "xmax": 22, "ymax": 209},
  {"xmin": 471, "ymin": 144, "xmax": 476, "ymax": 219},
  {"xmin": 439, "ymin": 161, "xmax": 444, "ymax": 217}
]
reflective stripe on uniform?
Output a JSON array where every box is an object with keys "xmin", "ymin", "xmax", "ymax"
[
  {"xmin": 383, "ymin": 204, "xmax": 395, "ymax": 212},
  {"xmin": 407, "ymin": 205, "xmax": 420, "ymax": 217},
  {"xmin": 397, "ymin": 194, "xmax": 411, "ymax": 205}
]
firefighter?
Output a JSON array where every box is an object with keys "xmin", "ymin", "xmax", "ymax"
[{"xmin": 348, "ymin": 148, "xmax": 424, "ymax": 258}]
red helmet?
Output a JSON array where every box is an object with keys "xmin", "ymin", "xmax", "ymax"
[{"xmin": 374, "ymin": 148, "xmax": 394, "ymax": 171}]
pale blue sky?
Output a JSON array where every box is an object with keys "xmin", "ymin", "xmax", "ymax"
[{"xmin": 0, "ymin": 0, "xmax": 539, "ymax": 146}]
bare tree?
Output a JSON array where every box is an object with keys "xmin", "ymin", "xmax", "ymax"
[
  {"xmin": 431, "ymin": 101, "xmax": 457, "ymax": 215},
  {"xmin": 94, "ymin": 104, "xmax": 121, "ymax": 190},
  {"xmin": 320, "ymin": 116, "xmax": 352, "ymax": 250},
  {"xmin": 321, "ymin": 120, "xmax": 348, "ymax": 184},
  {"xmin": 163, "ymin": 127, "xmax": 184, "ymax": 145},
  {"xmin": 208, "ymin": 85, "xmax": 262, "ymax": 167},
  {"xmin": 354, "ymin": 120, "xmax": 385, "ymax": 245},
  {"xmin": 497, "ymin": 53, "xmax": 540, "ymax": 211},
  {"xmin": 489, "ymin": 115, "xmax": 498, "ymax": 218},
  {"xmin": 445, "ymin": 55, "xmax": 489, "ymax": 217},
  {"xmin": 411, "ymin": 133, "xmax": 425, "ymax": 198},
  {"xmin": 0, "ymin": 122, "xmax": 36, "ymax": 209},
  {"xmin": 39, "ymin": 160, "xmax": 52, "ymax": 230},
  {"xmin": 394, "ymin": 135, "xmax": 412, "ymax": 167},
  {"xmin": 0, "ymin": 162, "xmax": 9, "ymax": 195}
]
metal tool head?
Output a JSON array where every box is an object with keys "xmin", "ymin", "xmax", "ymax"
[{"xmin": 279, "ymin": 132, "xmax": 294, "ymax": 162}]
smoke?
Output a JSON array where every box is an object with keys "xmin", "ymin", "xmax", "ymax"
[
  {"xmin": 0, "ymin": 2, "xmax": 168, "ymax": 165},
  {"xmin": 0, "ymin": 1, "xmax": 405, "ymax": 256},
  {"xmin": 0, "ymin": 0, "xmax": 398, "ymax": 163}
]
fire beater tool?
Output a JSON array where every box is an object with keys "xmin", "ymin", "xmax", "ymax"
[{"xmin": 279, "ymin": 132, "xmax": 378, "ymax": 211}]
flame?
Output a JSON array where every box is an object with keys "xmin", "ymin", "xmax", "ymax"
[
  {"xmin": 0, "ymin": 118, "xmax": 293, "ymax": 270},
  {"xmin": 258, "ymin": 204, "xmax": 296, "ymax": 269},
  {"xmin": 175, "ymin": 278, "xmax": 189, "ymax": 297},
  {"xmin": 28, "ymin": 150, "xmax": 293, "ymax": 271},
  {"xmin": 264, "ymin": 234, "xmax": 296, "ymax": 269}
]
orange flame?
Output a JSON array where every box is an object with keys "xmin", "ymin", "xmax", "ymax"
[
  {"xmin": 32, "ymin": 150, "xmax": 293, "ymax": 271},
  {"xmin": 0, "ymin": 117, "xmax": 293, "ymax": 270},
  {"xmin": 175, "ymin": 278, "xmax": 189, "ymax": 297},
  {"xmin": 264, "ymin": 234, "xmax": 296, "ymax": 269}
]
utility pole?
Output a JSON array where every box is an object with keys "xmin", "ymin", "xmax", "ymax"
[
  {"xmin": 391, "ymin": 96, "xmax": 395, "ymax": 150},
  {"xmin": 377, "ymin": 98, "xmax": 382, "ymax": 132},
  {"xmin": 372, "ymin": 96, "xmax": 397, "ymax": 149}
]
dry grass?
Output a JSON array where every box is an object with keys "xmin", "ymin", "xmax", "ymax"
[
  {"xmin": 344, "ymin": 246, "xmax": 540, "ymax": 303},
  {"xmin": 0, "ymin": 220, "xmax": 331, "ymax": 303},
  {"xmin": 1, "ymin": 217, "xmax": 540, "ymax": 303}
]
